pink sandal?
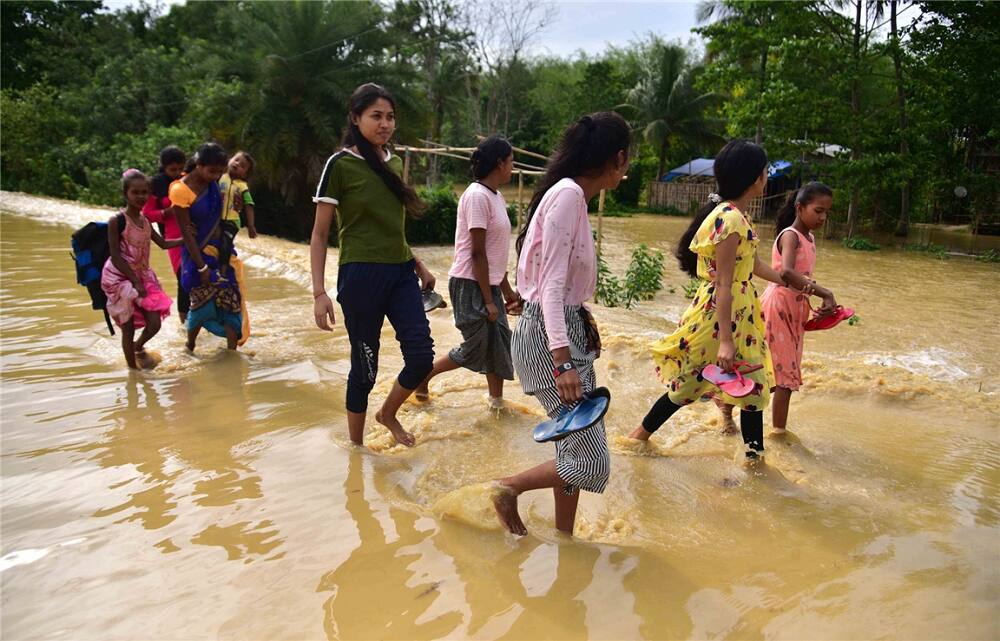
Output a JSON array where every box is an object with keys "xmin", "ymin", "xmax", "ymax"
[
  {"xmin": 804, "ymin": 304, "xmax": 855, "ymax": 331},
  {"xmin": 702, "ymin": 361, "xmax": 764, "ymax": 398}
]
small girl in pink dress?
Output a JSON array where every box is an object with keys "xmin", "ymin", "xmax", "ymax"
[
  {"xmin": 760, "ymin": 182, "xmax": 838, "ymax": 433},
  {"xmin": 102, "ymin": 169, "xmax": 183, "ymax": 369}
]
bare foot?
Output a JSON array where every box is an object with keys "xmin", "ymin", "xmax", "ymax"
[
  {"xmin": 719, "ymin": 413, "xmax": 738, "ymax": 435},
  {"xmin": 185, "ymin": 339, "xmax": 195, "ymax": 353},
  {"xmin": 413, "ymin": 386, "xmax": 430, "ymax": 402},
  {"xmin": 627, "ymin": 426, "xmax": 653, "ymax": 442},
  {"xmin": 491, "ymin": 481, "xmax": 527, "ymax": 535},
  {"xmin": 374, "ymin": 409, "xmax": 416, "ymax": 447},
  {"xmin": 135, "ymin": 349, "xmax": 158, "ymax": 370},
  {"xmin": 487, "ymin": 396, "xmax": 504, "ymax": 410}
]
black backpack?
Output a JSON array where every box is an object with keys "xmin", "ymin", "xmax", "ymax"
[{"xmin": 71, "ymin": 214, "xmax": 125, "ymax": 335}]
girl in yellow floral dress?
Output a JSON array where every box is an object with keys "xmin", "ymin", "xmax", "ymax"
[{"xmin": 629, "ymin": 140, "xmax": 796, "ymax": 461}]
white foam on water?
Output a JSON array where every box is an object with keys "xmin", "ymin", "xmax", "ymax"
[{"xmin": 862, "ymin": 347, "xmax": 974, "ymax": 381}]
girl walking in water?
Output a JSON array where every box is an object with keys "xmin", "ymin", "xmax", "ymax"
[
  {"xmin": 102, "ymin": 169, "xmax": 181, "ymax": 370},
  {"xmin": 630, "ymin": 140, "xmax": 807, "ymax": 463},
  {"xmin": 415, "ymin": 135, "xmax": 521, "ymax": 408},
  {"xmin": 492, "ymin": 113, "xmax": 630, "ymax": 536},
  {"xmin": 310, "ymin": 83, "xmax": 436, "ymax": 448}
]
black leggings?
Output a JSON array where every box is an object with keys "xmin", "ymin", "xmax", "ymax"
[
  {"xmin": 642, "ymin": 394, "xmax": 764, "ymax": 455},
  {"xmin": 175, "ymin": 268, "xmax": 190, "ymax": 316}
]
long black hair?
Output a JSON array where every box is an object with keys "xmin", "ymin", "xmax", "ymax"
[
  {"xmin": 341, "ymin": 83, "xmax": 424, "ymax": 217},
  {"xmin": 516, "ymin": 112, "xmax": 630, "ymax": 256},
  {"xmin": 471, "ymin": 135, "xmax": 513, "ymax": 179},
  {"xmin": 676, "ymin": 140, "xmax": 768, "ymax": 277},
  {"xmin": 774, "ymin": 181, "xmax": 833, "ymax": 233}
]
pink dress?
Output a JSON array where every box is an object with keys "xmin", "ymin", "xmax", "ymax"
[
  {"xmin": 760, "ymin": 227, "xmax": 816, "ymax": 390},
  {"xmin": 101, "ymin": 212, "xmax": 173, "ymax": 328}
]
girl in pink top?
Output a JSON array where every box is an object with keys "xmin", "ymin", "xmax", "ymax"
[
  {"xmin": 492, "ymin": 113, "xmax": 630, "ymax": 537},
  {"xmin": 102, "ymin": 170, "xmax": 183, "ymax": 370},
  {"xmin": 416, "ymin": 136, "xmax": 521, "ymax": 407},
  {"xmin": 758, "ymin": 183, "xmax": 837, "ymax": 433}
]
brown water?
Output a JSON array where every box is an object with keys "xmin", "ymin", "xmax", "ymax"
[{"xmin": 2, "ymin": 191, "xmax": 999, "ymax": 640}]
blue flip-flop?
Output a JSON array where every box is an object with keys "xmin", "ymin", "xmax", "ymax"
[{"xmin": 533, "ymin": 387, "xmax": 611, "ymax": 443}]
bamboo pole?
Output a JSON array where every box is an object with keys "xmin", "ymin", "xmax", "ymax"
[
  {"xmin": 517, "ymin": 170, "xmax": 524, "ymax": 231},
  {"xmin": 475, "ymin": 135, "xmax": 549, "ymax": 162},
  {"xmin": 597, "ymin": 189, "xmax": 606, "ymax": 257}
]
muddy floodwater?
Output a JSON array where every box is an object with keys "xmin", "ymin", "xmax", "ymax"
[{"xmin": 2, "ymin": 191, "xmax": 998, "ymax": 640}]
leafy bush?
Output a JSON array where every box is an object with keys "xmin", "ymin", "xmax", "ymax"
[
  {"xmin": 976, "ymin": 248, "xmax": 1000, "ymax": 263},
  {"xmin": 406, "ymin": 185, "xmax": 459, "ymax": 245},
  {"xmin": 595, "ymin": 243, "xmax": 665, "ymax": 309},
  {"xmin": 682, "ymin": 278, "xmax": 700, "ymax": 299},
  {"xmin": 842, "ymin": 237, "xmax": 881, "ymax": 251},
  {"xmin": 905, "ymin": 242, "xmax": 949, "ymax": 259}
]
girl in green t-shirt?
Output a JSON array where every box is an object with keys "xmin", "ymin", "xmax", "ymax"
[{"xmin": 310, "ymin": 83, "xmax": 436, "ymax": 449}]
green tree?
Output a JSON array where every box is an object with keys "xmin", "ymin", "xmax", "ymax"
[{"xmin": 625, "ymin": 40, "xmax": 724, "ymax": 178}]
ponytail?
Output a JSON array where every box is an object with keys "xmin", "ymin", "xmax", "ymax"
[
  {"xmin": 675, "ymin": 140, "xmax": 768, "ymax": 277},
  {"xmin": 516, "ymin": 112, "xmax": 630, "ymax": 256},
  {"xmin": 343, "ymin": 83, "xmax": 425, "ymax": 217},
  {"xmin": 774, "ymin": 181, "xmax": 834, "ymax": 235}
]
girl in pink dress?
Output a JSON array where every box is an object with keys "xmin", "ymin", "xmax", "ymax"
[
  {"xmin": 102, "ymin": 169, "xmax": 183, "ymax": 370},
  {"xmin": 759, "ymin": 182, "xmax": 838, "ymax": 433}
]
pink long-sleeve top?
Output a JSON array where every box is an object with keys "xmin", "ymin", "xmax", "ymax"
[
  {"xmin": 516, "ymin": 178, "xmax": 597, "ymax": 350},
  {"xmin": 142, "ymin": 191, "xmax": 183, "ymax": 274}
]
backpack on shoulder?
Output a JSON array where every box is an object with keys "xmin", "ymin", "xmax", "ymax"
[{"xmin": 70, "ymin": 214, "xmax": 124, "ymax": 335}]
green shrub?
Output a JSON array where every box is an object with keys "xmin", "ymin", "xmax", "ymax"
[
  {"xmin": 407, "ymin": 185, "xmax": 459, "ymax": 245},
  {"xmin": 976, "ymin": 248, "xmax": 1000, "ymax": 263},
  {"xmin": 905, "ymin": 242, "xmax": 949, "ymax": 259},
  {"xmin": 682, "ymin": 278, "xmax": 700, "ymax": 299},
  {"xmin": 595, "ymin": 243, "xmax": 665, "ymax": 309},
  {"xmin": 842, "ymin": 236, "xmax": 881, "ymax": 251}
]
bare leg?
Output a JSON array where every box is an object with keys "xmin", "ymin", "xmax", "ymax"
[
  {"xmin": 493, "ymin": 459, "xmax": 567, "ymax": 536},
  {"xmin": 225, "ymin": 325, "xmax": 238, "ymax": 350},
  {"xmin": 347, "ymin": 410, "xmax": 365, "ymax": 446},
  {"xmin": 121, "ymin": 320, "xmax": 138, "ymax": 369},
  {"xmin": 414, "ymin": 354, "xmax": 461, "ymax": 400},
  {"xmin": 715, "ymin": 398, "xmax": 738, "ymax": 434},
  {"xmin": 486, "ymin": 373, "xmax": 504, "ymax": 400},
  {"xmin": 186, "ymin": 324, "xmax": 200, "ymax": 352},
  {"xmin": 771, "ymin": 386, "xmax": 792, "ymax": 432},
  {"xmin": 374, "ymin": 381, "xmax": 417, "ymax": 447},
  {"xmin": 553, "ymin": 486, "xmax": 580, "ymax": 534},
  {"xmin": 134, "ymin": 310, "xmax": 161, "ymax": 369}
]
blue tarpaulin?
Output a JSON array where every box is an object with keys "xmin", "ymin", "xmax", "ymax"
[{"xmin": 661, "ymin": 158, "xmax": 793, "ymax": 181}]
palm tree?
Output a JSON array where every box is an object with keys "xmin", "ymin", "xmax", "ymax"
[
  {"xmin": 226, "ymin": 1, "xmax": 418, "ymax": 218},
  {"xmin": 626, "ymin": 40, "xmax": 724, "ymax": 179}
]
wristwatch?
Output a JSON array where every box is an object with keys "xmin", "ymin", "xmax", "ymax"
[{"xmin": 553, "ymin": 361, "xmax": 576, "ymax": 378}]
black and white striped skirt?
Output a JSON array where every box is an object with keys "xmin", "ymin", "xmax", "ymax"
[
  {"xmin": 447, "ymin": 277, "xmax": 514, "ymax": 380},
  {"xmin": 511, "ymin": 302, "xmax": 610, "ymax": 495}
]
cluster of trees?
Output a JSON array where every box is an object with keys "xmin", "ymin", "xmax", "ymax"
[{"xmin": 2, "ymin": 0, "xmax": 996, "ymax": 242}]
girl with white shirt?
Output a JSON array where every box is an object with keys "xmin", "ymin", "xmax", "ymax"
[
  {"xmin": 492, "ymin": 113, "xmax": 630, "ymax": 536},
  {"xmin": 415, "ymin": 136, "xmax": 522, "ymax": 407}
]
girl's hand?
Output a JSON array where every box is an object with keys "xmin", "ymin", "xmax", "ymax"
[
  {"xmin": 485, "ymin": 301, "xmax": 499, "ymax": 323},
  {"xmin": 417, "ymin": 264, "xmax": 436, "ymax": 292},
  {"xmin": 247, "ymin": 225, "xmax": 258, "ymax": 239},
  {"xmin": 717, "ymin": 337, "xmax": 736, "ymax": 372},
  {"xmin": 134, "ymin": 281, "xmax": 148, "ymax": 299},
  {"xmin": 504, "ymin": 291, "xmax": 523, "ymax": 315},
  {"xmin": 818, "ymin": 293, "xmax": 838, "ymax": 316},
  {"xmin": 199, "ymin": 268, "xmax": 211, "ymax": 286},
  {"xmin": 314, "ymin": 293, "xmax": 336, "ymax": 331},
  {"xmin": 555, "ymin": 368, "xmax": 583, "ymax": 404}
]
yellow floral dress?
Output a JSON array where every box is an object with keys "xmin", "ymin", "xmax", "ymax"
[{"xmin": 650, "ymin": 202, "xmax": 774, "ymax": 411}]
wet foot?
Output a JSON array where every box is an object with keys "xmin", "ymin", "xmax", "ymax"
[
  {"xmin": 185, "ymin": 339, "xmax": 195, "ymax": 353},
  {"xmin": 135, "ymin": 349, "xmax": 158, "ymax": 370},
  {"xmin": 627, "ymin": 426, "xmax": 652, "ymax": 441},
  {"xmin": 491, "ymin": 481, "xmax": 527, "ymax": 535},
  {"xmin": 374, "ymin": 409, "xmax": 416, "ymax": 447},
  {"xmin": 487, "ymin": 396, "xmax": 504, "ymax": 410},
  {"xmin": 767, "ymin": 427, "xmax": 788, "ymax": 438},
  {"xmin": 413, "ymin": 387, "xmax": 430, "ymax": 402},
  {"xmin": 719, "ymin": 413, "xmax": 738, "ymax": 435}
]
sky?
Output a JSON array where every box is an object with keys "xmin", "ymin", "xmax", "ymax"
[{"xmin": 531, "ymin": 1, "xmax": 703, "ymax": 58}]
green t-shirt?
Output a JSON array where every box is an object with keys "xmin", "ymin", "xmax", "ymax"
[{"xmin": 313, "ymin": 149, "xmax": 413, "ymax": 265}]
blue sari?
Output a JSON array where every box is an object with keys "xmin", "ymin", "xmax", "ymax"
[{"xmin": 179, "ymin": 181, "xmax": 243, "ymax": 338}]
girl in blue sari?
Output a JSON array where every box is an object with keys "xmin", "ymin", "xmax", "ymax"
[{"xmin": 170, "ymin": 143, "xmax": 243, "ymax": 351}]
